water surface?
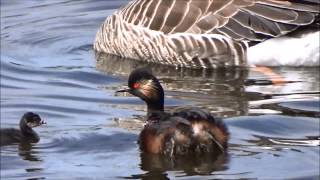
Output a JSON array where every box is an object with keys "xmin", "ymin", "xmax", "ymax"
[{"xmin": 1, "ymin": 0, "xmax": 319, "ymax": 179}]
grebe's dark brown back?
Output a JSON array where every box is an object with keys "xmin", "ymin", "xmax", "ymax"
[{"xmin": 117, "ymin": 68, "xmax": 229, "ymax": 156}]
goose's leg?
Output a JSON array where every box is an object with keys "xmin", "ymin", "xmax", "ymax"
[{"xmin": 251, "ymin": 66, "xmax": 286, "ymax": 86}]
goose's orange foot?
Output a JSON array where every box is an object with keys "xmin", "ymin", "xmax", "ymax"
[{"xmin": 251, "ymin": 66, "xmax": 286, "ymax": 86}]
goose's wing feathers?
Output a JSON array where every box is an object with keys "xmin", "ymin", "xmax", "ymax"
[
  {"xmin": 95, "ymin": 0, "xmax": 319, "ymax": 68},
  {"xmin": 120, "ymin": 0, "xmax": 319, "ymax": 42}
]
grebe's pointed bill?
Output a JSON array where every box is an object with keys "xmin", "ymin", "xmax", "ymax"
[{"xmin": 116, "ymin": 88, "xmax": 131, "ymax": 93}]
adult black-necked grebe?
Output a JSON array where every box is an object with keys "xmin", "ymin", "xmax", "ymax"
[
  {"xmin": 0, "ymin": 112, "xmax": 45, "ymax": 146},
  {"xmin": 117, "ymin": 68, "xmax": 229, "ymax": 156}
]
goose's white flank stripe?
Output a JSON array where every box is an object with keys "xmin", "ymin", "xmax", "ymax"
[{"xmin": 94, "ymin": 0, "xmax": 320, "ymax": 68}]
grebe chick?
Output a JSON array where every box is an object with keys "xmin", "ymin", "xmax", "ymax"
[
  {"xmin": 117, "ymin": 68, "xmax": 229, "ymax": 156},
  {"xmin": 0, "ymin": 112, "xmax": 45, "ymax": 146}
]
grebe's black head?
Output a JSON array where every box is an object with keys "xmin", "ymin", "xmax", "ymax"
[
  {"xmin": 21, "ymin": 112, "xmax": 46, "ymax": 128},
  {"xmin": 117, "ymin": 68, "xmax": 164, "ymax": 112}
]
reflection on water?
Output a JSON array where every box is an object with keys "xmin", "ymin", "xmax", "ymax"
[
  {"xmin": 124, "ymin": 152, "xmax": 228, "ymax": 179},
  {"xmin": 1, "ymin": 0, "xmax": 320, "ymax": 179},
  {"xmin": 42, "ymin": 132, "xmax": 138, "ymax": 153},
  {"xmin": 96, "ymin": 53, "xmax": 320, "ymax": 118},
  {"xmin": 18, "ymin": 142, "xmax": 42, "ymax": 162},
  {"xmin": 139, "ymin": 152, "xmax": 228, "ymax": 175},
  {"xmin": 96, "ymin": 53, "xmax": 251, "ymax": 117},
  {"xmin": 248, "ymin": 135, "xmax": 320, "ymax": 147}
]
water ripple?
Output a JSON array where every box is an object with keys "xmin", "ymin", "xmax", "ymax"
[
  {"xmin": 1, "ymin": 0, "xmax": 319, "ymax": 179},
  {"xmin": 40, "ymin": 132, "xmax": 137, "ymax": 153}
]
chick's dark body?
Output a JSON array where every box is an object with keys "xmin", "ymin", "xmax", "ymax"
[{"xmin": 0, "ymin": 112, "xmax": 44, "ymax": 146}]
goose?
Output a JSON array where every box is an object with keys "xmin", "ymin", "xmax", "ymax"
[{"xmin": 94, "ymin": 0, "xmax": 319, "ymax": 68}]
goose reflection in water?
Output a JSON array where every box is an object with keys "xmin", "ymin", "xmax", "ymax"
[
  {"xmin": 96, "ymin": 53, "xmax": 320, "ymax": 117},
  {"xmin": 96, "ymin": 53, "xmax": 251, "ymax": 117}
]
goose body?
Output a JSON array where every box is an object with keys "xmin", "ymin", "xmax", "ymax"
[
  {"xmin": 248, "ymin": 29, "xmax": 320, "ymax": 66},
  {"xmin": 94, "ymin": 0, "xmax": 319, "ymax": 68}
]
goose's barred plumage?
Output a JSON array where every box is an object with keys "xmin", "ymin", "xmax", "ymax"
[{"xmin": 94, "ymin": 0, "xmax": 319, "ymax": 68}]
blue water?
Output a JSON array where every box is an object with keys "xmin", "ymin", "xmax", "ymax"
[{"xmin": 1, "ymin": 0, "xmax": 319, "ymax": 179}]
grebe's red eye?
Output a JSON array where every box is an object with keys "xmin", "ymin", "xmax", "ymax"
[{"xmin": 133, "ymin": 82, "xmax": 140, "ymax": 89}]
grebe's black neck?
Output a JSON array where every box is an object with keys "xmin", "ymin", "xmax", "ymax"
[
  {"xmin": 146, "ymin": 100, "xmax": 164, "ymax": 116},
  {"xmin": 19, "ymin": 117, "xmax": 36, "ymax": 136},
  {"xmin": 145, "ymin": 79, "xmax": 165, "ymax": 115}
]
